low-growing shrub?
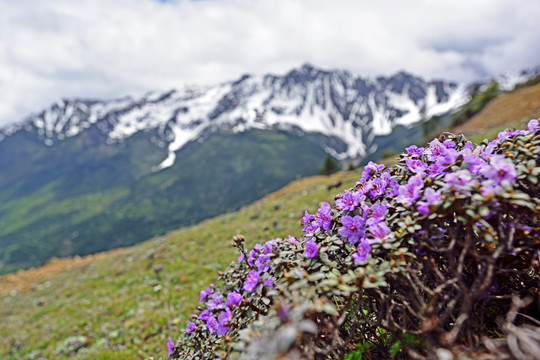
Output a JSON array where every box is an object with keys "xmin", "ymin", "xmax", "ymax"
[{"xmin": 166, "ymin": 119, "xmax": 540, "ymax": 359}]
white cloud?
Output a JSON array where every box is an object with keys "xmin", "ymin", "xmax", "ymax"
[{"xmin": 1, "ymin": 0, "xmax": 539, "ymax": 126}]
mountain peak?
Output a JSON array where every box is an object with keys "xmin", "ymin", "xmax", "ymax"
[
  {"xmin": 1, "ymin": 65, "xmax": 468, "ymax": 168},
  {"xmin": 283, "ymin": 63, "xmax": 329, "ymax": 83},
  {"xmin": 299, "ymin": 63, "xmax": 317, "ymax": 72}
]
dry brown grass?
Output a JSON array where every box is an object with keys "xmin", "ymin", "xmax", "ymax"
[
  {"xmin": 0, "ymin": 248, "xmax": 128, "ymax": 295},
  {"xmin": 457, "ymin": 82, "xmax": 540, "ymax": 135}
]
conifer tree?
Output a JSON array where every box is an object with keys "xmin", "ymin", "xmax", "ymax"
[{"xmin": 319, "ymin": 155, "xmax": 339, "ymax": 175}]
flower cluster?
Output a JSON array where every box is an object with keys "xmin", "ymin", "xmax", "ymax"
[
  {"xmin": 296, "ymin": 121, "xmax": 524, "ymax": 270},
  {"xmin": 173, "ymin": 237, "xmax": 283, "ymax": 348},
  {"xmin": 167, "ymin": 119, "xmax": 540, "ymax": 359}
]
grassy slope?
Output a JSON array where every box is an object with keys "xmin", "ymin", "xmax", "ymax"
[
  {"xmin": 0, "ymin": 170, "xmax": 364, "ymax": 359},
  {"xmin": 452, "ymin": 81, "xmax": 540, "ymax": 142}
]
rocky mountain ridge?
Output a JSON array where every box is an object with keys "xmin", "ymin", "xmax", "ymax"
[{"xmin": 1, "ymin": 64, "xmax": 468, "ymax": 168}]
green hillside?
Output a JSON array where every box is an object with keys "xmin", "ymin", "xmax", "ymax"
[
  {"xmin": 0, "ymin": 128, "xmax": 333, "ymax": 274},
  {"xmin": 0, "ymin": 169, "xmax": 364, "ymax": 359}
]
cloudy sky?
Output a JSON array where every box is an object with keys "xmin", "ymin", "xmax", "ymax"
[{"xmin": 1, "ymin": 0, "xmax": 539, "ymax": 127}]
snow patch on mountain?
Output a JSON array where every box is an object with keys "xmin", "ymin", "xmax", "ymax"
[{"xmin": 2, "ymin": 64, "xmax": 472, "ymax": 168}]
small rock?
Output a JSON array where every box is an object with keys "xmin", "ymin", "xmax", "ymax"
[
  {"xmin": 436, "ymin": 348, "xmax": 453, "ymax": 360},
  {"xmin": 54, "ymin": 335, "xmax": 87, "ymax": 355}
]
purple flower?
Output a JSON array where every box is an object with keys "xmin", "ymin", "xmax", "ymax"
[
  {"xmin": 480, "ymin": 182, "xmax": 501, "ymax": 196},
  {"xmin": 167, "ymin": 337, "xmax": 175, "ymax": 355},
  {"xmin": 443, "ymin": 140, "xmax": 456, "ymax": 149},
  {"xmin": 497, "ymin": 128, "xmax": 527, "ymax": 141},
  {"xmin": 369, "ymin": 176, "xmax": 389, "ymax": 198},
  {"xmin": 352, "ymin": 239, "xmax": 371, "ymax": 264},
  {"xmin": 528, "ymin": 119, "xmax": 539, "ymax": 132},
  {"xmin": 355, "ymin": 177, "xmax": 374, "ymax": 195},
  {"xmin": 263, "ymin": 278, "xmax": 274, "ymax": 286},
  {"xmin": 428, "ymin": 162, "xmax": 445, "ymax": 177},
  {"xmin": 445, "ymin": 169, "xmax": 474, "ymax": 187},
  {"xmin": 315, "ymin": 202, "xmax": 332, "ymax": 231},
  {"xmin": 301, "ymin": 211, "xmax": 316, "ymax": 233},
  {"xmin": 426, "ymin": 139, "xmax": 446, "ymax": 161},
  {"xmin": 362, "ymin": 161, "xmax": 385, "ymax": 180},
  {"xmin": 436, "ymin": 148, "xmax": 460, "ymax": 166},
  {"xmin": 255, "ymin": 254, "xmax": 271, "ymax": 273},
  {"xmin": 288, "ymin": 235, "xmax": 298, "ymax": 245},
  {"xmin": 480, "ymin": 155, "xmax": 517, "ymax": 184},
  {"xmin": 207, "ymin": 293, "xmax": 224, "ymax": 310},
  {"xmin": 360, "ymin": 202, "xmax": 370, "ymax": 218},
  {"xmin": 247, "ymin": 244, "xmax": 264, "ymax": 266},
  {"xmin": 243, "ymin": 271, "xmax": 260, "ymax": 292},
  {"xmin": 237, "ymin": 252, "xmax": 245, "ymax": 263},
  {"xmin": 382, "ymin": 172, "xmax": 400, "ymax": 197},
  {"xmin": 479, "ymin": 143, "xmax": 497, "ymax": 160},
  {"xmin": 405, "ymin": 158, "xmax": 428, "ymax": 175},
  {"xmin": 263, "ymin": 242, "xmax": 273, "ymax": 254},
  {"xmin": 443, "ymin": 140, "xmax": 455, "ymax": 149},
  {"xmin": 216, "ymin": 324, "xmax": 230, "ymax": 336},
  {"xmin": 417, "ymin": 188, "xmax": 442, "ymax": 215},
  {"xmin": 396, "ymin": 175, "xmax": 424, "ymax": 206},
  {"xmin": 207, "ymin": 315, "xmax": 219, "ymax": 334},
  {"xmin": 200, "ymin": 287, "xmax": 213, "ymax": 303},
  {"xmin": 185, "ymin": 321, "xmax": 196, "ymax": 334},
  {"xmin": 366, "ymin": 201, "xmax": 383, "ymax": 224},
  {"xmin": 218, "ymin": 307, "xmax": 233, "ymax": 330},
  {"xmin": 198, "ymin": 309, "xmax": 211, "ymax": 321},
  {"xmin": 339, "ymin": 215, "xmax": 366, "ymax": 245},
  {"xmin": 336, "ymin": 190, "xmax": 362, "ymax": 212},
  {"xmin": 463, "ymin": 151, "xmax": 486, "ymax": 175},
  {"xmin": 369, "ymin": 221, "xmax": 391, "ymax": 240},
  {"xmin": 247, "ymin": 248, "xmax": 257, "ymax": 266},
  {"xmin": 277, "ymin": 303, "xmax": 290, "ymax": 320},
  {"xmin": 305, "ymin": 240, "xmax": 319, "ymax": 258},
  {"xmin": 226, "ymin": 292, "xmax": 243, "ymax": 307},
  {"xmin": 405, "ymin": 145, "xmax": 425, "ymax": 156}
]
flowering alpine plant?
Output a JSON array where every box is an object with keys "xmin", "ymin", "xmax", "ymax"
[
  {"xmin": 338, "ymin": 215, "xmax": 366, "ymax": 244},
  {"xmin": 335, "ymin": 190, "xmax": 362, "ymax": 213},
  {"xmin": 167, "ymin": 119, "xmax": 540, "ymax": 360},
  {"xmin": 304, "ymin": 239, "xmax": 319, "ymax": 258}
]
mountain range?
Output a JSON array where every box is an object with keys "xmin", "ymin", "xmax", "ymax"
[
  {"xmin": 0, "ymin": 63, "xmax": 534, "ymax": 274},
  {"xmin": 1, "ymin": 64, "xmax": 469, "ymax": 164}
]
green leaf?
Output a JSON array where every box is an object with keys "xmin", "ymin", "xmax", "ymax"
[
  {"xmin": 479, "ymin": 206, "xmax": 489, "ymax": 217},
  {"xmin": 308, "ymin": 272, "xmax": 326, "ymax": 282},
  {"xmin": 390, "ymin": 340, "xmax": 403, "ymax": 358},
  {"xmin": 509, "ymin": 199, "xmax": 535, "ymax": 210},
  {"xmin": 319, "ymin": 251, "xmax": 331, "ymax": 264}
]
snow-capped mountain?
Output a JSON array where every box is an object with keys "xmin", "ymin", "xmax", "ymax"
[{"xmin": 1, "ymin": 64, "xmax": 467, "ymax": 169}]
